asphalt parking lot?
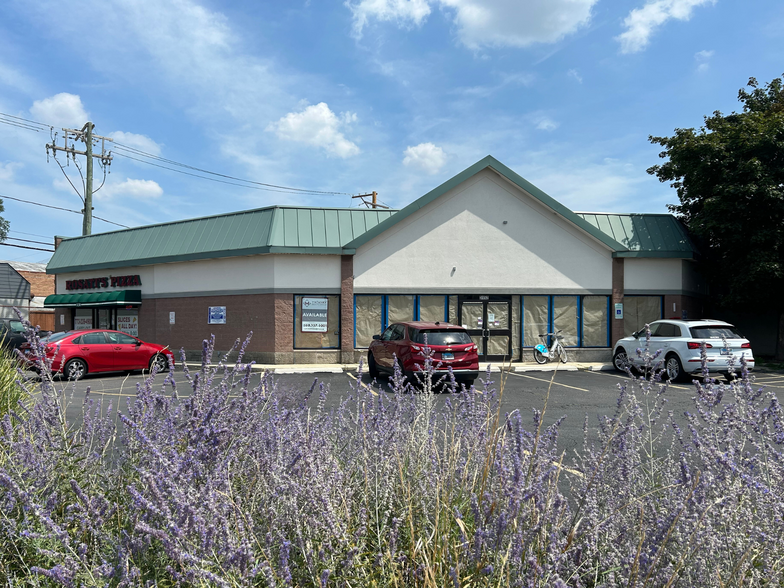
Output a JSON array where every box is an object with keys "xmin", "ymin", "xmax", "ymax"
[{"xmin": 29, "ymin": 366, "xmax": 784, "ymax": 462}]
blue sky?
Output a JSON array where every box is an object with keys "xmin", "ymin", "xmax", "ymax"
[{"xmin": 0, "ymin": 0, "xmax": 782, "ymax": 264}]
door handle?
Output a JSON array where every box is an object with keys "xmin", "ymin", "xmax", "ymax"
[{"xmin": 114, "ymin": 347, "xmax": 122, "ymax": 350}]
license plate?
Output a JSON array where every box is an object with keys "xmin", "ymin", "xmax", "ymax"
[
  {"xmin": 721, "ymin": 348, "xmax": 731, "ymax": 355},
  {"xmin": 442, "ymin": 352, "xmax": 454, "ymax": 360}
]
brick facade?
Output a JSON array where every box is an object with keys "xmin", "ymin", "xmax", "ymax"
[
  {"xmin": 18, "ymin": 271, "xmax": 54, "ymax": 297},
  {"xmin": 611, "ymin": 258, "xmax": 624, "ymax": 347},
  {"xmin": 340, "ymin": 255, "xmax": 356, "ymax": 363}
]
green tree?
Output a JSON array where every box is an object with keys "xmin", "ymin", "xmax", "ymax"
[
  {"xmin": 0, "ymin": 200, "xmax": 8, "ymax": 243},
  {"xmin": 648, "ymin": 74, "xmax": 784, "ymax": 359}
]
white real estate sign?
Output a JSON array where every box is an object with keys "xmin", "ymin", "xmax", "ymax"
[{"xmin": 301, "ymin": 297, "xmax": 328, "ymax": 332}]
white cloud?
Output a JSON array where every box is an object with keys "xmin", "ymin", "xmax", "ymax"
[
  {"xmin": 268, "ymin": 103, "xmax": 360, "ymax": 158},
  {"xmin": 347, "ymin": 0, "xmax": 431, "ymax": 38},
  {"xmin": 402, "ymin": 142, "xmax": 447, "ymax": 174},
  {"xmin": 0, "ymin": 161, "xmax": 22, "ymax": 182},
  {"xmin": 694, "ymin": 49, "xmax": 714, "ymax": 71},
  {"xmin": 534, "ymin": 116, "xmax": 559, "ymax": 131},
  {"xmin": 109, "ymin": 131, "xmax": 162, "ymax": 156},
  {"xmin": 348, "ymin": 0, "xmax": 597, "ymax": 48},
  {"xmin": 29, "ymin": 93, "xmax": 89, "ymax": 128},
  {"xmin": 96, "ymin": 178, "xmax": 164, "ymax": 201},
  {"xmin": 617, "ymin": 0, "xmax": 715, "ymax": 54},
  {"xmin": 568, "ymin": 69, "xmax": 583, "ymax": 83}
]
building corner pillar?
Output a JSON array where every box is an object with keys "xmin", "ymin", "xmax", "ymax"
[
  {"xmin": 612, "ymin": 258, "xmax": 624, "ymax": 346},
  {"xmin": 340, "ymin": 255, "xmax": 355, "ymax": 363}
]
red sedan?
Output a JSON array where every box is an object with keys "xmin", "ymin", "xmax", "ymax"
[
  {"xmin": 24, "ymin": 329, "xmax": 174, "ymax": 379},
  {"xmin": 368, "ymin": 321, "xmax": 479, "ymax": 386}
]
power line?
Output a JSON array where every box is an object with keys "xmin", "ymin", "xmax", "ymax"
[
  {"xmin": 0, "ymin": 193, "xmax": 129, "ymax": 229},
  {"xmin": 10, "ymin": 230, "xmax": 52, "ymax": 239},
  {"xmin": 113, "ymin": 144, "xmax": 353, "ymax": 196},
  {"xmin": 0, "ymin": 242, "xmax": 54, "ymax": 252},
  {"xmin": 0, "ymin": 110, "xmax": 365, "ymax": 198},
  {"xmin": 7, "ymin": 237, "xmax": 52, "ymax": 246},
  {"xmin": 0, "ymin": 112, "xmax": 49, "ymax": 130}
]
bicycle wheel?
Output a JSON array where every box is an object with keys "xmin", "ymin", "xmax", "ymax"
[
  {"xmin": 558, "ymin": 345, "xmax": 568, "ymax": 363},
  {"xmin": 533, "ymin": 348, "xmax": 548, "ymax": 364}
]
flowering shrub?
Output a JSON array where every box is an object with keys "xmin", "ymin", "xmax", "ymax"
[{"xmin": 0, "ymin": 326, "xmax": 782, "ymax": 586}]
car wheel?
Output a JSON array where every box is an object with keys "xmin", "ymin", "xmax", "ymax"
[
  {"xmin": 613, "ymin": 348, "xmax": 629, "ymax": 372},
  {"xmin": 368, "ymin": 352, "xmax": 379, "ymax": 378},
  {"xmin": 64, "ymin": 358, "xmax": 87, "ymax": 380},
  {"xmin": 664, "ymin": 353, "xmax": 686, "ymax": 383},
  {"xmin": 533, "ymin": 348, "xmax": 548, "ymax": 364},
  {"xmin": 150, "ymin": 353, "xmax": 169, "ymax": 373}
]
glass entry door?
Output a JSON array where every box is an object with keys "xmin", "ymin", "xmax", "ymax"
[{"xmin": 458, "ymin": 296, "xmax": 512, "ymax": 361}]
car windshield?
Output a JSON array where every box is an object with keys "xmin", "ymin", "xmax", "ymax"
[
  {"xmin": 8, "ymin": 321, "xmax": 25, "ymax": 333},
  {"xmin": 41, "ymin": 332, "xmax": 71, "ymax": 343},
  {"xmin": 411, "ymin": 329, "xmax": 472, "ymax": 345},
  {"xmin": 689, "ymin": 325, "xmax": 744, "ymax": 339}
]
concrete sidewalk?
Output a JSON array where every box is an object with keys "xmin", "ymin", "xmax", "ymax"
[{"xmin": 183, "ymin": 361, "xmax": 617, "ymax": 374}]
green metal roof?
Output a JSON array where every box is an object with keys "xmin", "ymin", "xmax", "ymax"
[
  {"xmin": 44, "ymin": 290, "xmax": 142, "ymax": 307},
  {"xmin": 343, "ymin": 155, "xmax": 629, "ymax": 253},
  {"xmin": 575, "ymin": 213, "xmax": 697, "ymax": 258},
  {"xmin": 47, "ymin": 206, "xmax": 397, "ymax": 273}
]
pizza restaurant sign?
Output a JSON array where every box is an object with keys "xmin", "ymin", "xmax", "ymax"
[{"xmin": 65, "ymin": 275, "xmax": 142, "ymax": 291}]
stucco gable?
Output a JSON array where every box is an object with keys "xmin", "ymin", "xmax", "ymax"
[{"xmin": 345, "ymin": 155, "xmax": 628, "ymax": 253}]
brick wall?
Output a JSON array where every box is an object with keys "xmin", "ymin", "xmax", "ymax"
[
  {"xmin": 139, "ymin": 294, "xmax": 279, "ymax": 361},
  {"xmin": 611, "ymin": 258, "xmax": 624, "ymax": 346},
  {"xmin": 340, "ymin": 255, "xmax": 356, "ymax": 362},
  {"xmin": 18, "ymin": 271, "xmax": 54, "ymax": 297}
]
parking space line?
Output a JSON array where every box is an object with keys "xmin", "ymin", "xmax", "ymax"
[
  {"xmin": 584, "ymin": 370, "xmax": 691, "ymax": 391},
  {"xmin": 506, "ymin": 371, "xmax": 588, "ymax": 392},
  {"xmin": 346, "ymin": 372, "xmax": 378, "ymax": 396}
]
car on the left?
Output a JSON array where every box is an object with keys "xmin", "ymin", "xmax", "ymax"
[
  {"xmin": 0, "ymin": 318, "xmax": 45, "ymax": 352},
  {"xmin": 22, "ymin": 329, "xmax": 174, "ymax": 379}
]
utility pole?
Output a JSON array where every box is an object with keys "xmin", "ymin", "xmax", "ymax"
[
  {"xmin": 46, "ymin": 122, "xmax": 113, "ymax": 236},
  {"xmin": 352, "ymin": 191, "xmax": 388, "ymax": 209}
]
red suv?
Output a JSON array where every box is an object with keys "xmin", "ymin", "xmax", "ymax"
[{"xmin": 367, "ymin": 321, "xmax": 479, "ymax": 385}]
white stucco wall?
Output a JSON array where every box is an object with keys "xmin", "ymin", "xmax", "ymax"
[
  {"xmin": 624, "ymin": 258, "xmax": 683, "ymax": 292},
  {"xmin": 354, "ymin": 169, "xmax": 614, "ymax": 293},
  {"xmin": 54, "ymin": 254, "xmax": 342, "ymax": 297}
]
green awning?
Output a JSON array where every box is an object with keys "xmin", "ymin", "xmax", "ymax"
[{"xmin": 44, "ymin": 290, "xmax": 142, "ymax": 307}]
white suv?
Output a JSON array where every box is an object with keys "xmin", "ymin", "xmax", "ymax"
[{"xmin": 612, "ymin": 319, "xmax": 755, "ymax": 382}]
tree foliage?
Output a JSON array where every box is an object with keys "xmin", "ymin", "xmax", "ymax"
[
  {"xmin": 648, "ymin": 75, "xmax": 784, "ymax": 309},
  {"xmin": 0, "ymin": 199, "xmax": 8, "ymax": 243}
]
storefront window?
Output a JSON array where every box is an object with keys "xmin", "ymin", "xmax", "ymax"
[
  {"xmin": 582, "ymin": 296, "xmax": 609, "ymax": 347},
  {"xmin": 448, "ymin": 296, "xmax": 458, "ymax": 325},
  {"xmin": 294, "ymin": 295, "xmax": 339, "ymax": 349},
  {"xmin": 418, "ymin": 296, "xmax": 447, "ymax": 322},
  {"xmin": 98, "ymin": 308, "xmax": 111, "ymax": 329},
  {"xmin": 553, "ymin": 296, "xmax": 579, "ymax": 347},
  {"xmin": 74, "ymin": 309, "xmax": 92, "ymax": 330},
  {"xmin": 117, "ymin": 309, "xmax": 139, "ymax": 337},
  {"xmin": 623, "ymin": 296, "xmax": 662, "ymax": 336},
  {"xmin": 355, "ymin": 295, "xmax": 383, "ymax": 348},
  {"xmin": 387, "ymin": 295, "xmax": 415, "ymax": 324},
  {"xmin": 523, "ymin": 296, "xmax": 549, "ymax": 347}
]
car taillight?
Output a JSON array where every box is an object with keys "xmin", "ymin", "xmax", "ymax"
[
  {"xmin": 465, "ymin": 344, "xmax": 477, "ymax": 352},
  {"xmin": 687, "ymin": 341, "xmax": 713, "ymax": 349},
  {"xmin": 411, "ymin": 345, "xmax": 421, "ymax": 352},
  {"xmin": 741, "ymin": 342, "xmax": 751, "ymax": 348}
]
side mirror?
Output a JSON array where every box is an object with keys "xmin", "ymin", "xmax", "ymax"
[
  {"xmin": 372, "ymin": 334, "xmax": 381, "ymax": 340},
  {"xmin": 135, "ymin": 340, "xmax": 142, "ymax": 347}
]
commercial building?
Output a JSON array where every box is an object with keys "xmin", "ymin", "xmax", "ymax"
[{"xmin": 45, "ymin": 156, "xmax": 703, "ymax": 363}]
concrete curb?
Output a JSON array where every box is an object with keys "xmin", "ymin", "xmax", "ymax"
[{"xmin": 184, "ymin": 362, "xmax": 618, "ymax": 375}]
